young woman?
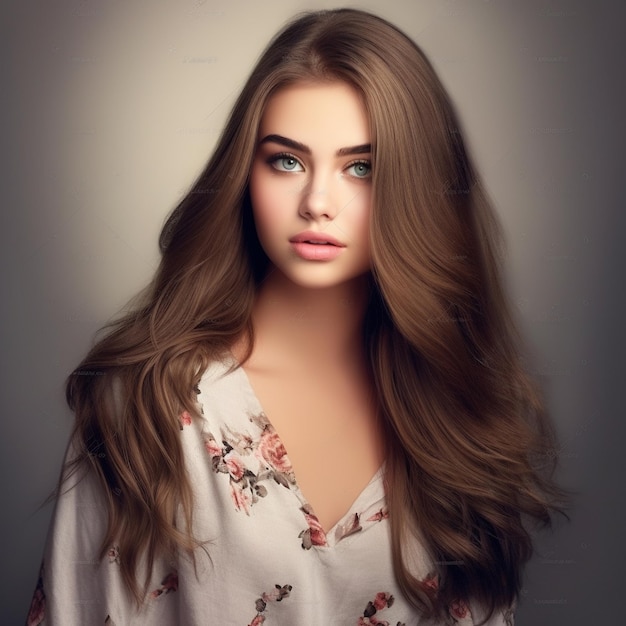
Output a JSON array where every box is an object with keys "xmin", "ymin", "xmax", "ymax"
[{"xmin": 28, "ymin": 8, "xmax": 566, "ymax": 626}]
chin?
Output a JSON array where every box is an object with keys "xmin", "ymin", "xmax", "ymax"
[{"xmin": 277, "ymin": 267, "xmax": 371, "ymax": 291}]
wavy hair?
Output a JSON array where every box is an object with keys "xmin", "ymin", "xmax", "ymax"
[{"xmin": 62, "ymin": 8, "xmax": 567, "ymax": 622}]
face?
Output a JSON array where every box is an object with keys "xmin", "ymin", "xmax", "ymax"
[{"xmin": 249, "ymin": 80, "xmax": 372, "ymax": 290}]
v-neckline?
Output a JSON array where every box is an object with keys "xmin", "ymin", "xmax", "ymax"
[{"xmin": 226, "ymin": 353, "xmax": 385, "ymax": 544}]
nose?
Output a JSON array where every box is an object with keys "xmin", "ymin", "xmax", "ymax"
[{"xmin": 298, "ymin": 168, "xmax": 336, "ymax": 221}]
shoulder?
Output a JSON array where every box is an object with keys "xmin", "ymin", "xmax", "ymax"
[{"xmin": 194, "ymin": 355, "xmax": 258, "ymax": 419}]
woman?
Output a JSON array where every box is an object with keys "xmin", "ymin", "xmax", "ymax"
[{"xmin": 28, "ymin": 8, "xmax": 566, "ymax": 625}]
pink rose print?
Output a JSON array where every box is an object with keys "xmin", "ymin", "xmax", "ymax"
[
  {"xmin": 230, "ymin": 481, "xmax": 253, "ymax": 513},
  {"xmin": 203, "ymin": 414, "xmax": 297, "ymax": 515},
  {"xmin": 249, "ymin": 616, "xmax": 265, "ymax": 626},
  {"xmin": 150, "ymin": 570, "xmax": 178, "ymax": 599},
  {"xmin": 107, "ymin": 545, "xmax": 120, "ymax": 564},
  {"xmin": 178, "ymin": 410, "xmax": 192, "ymax": 429},
  {"xmin": 358, "ymin": 592, "xmax": 402, "ymax": 626},
  {"xmin": 204, "ymin": 435, "xmax": 222, "ymax": 458},
  {"xmin": 299, "ymin": 506, "xmax": 328, "ymax": 549},
  {"xmin": 225, "ymin": 454, "xmax": 245, "ymax": 481},
  {"xmin": 257, "ymin": 429, "xmax": 292, "ymax": 474},
  {"xmin": 421, "ymin": 571, "xmax": 440, "ymax": 600},
  {"xmin": 449, "ymin": 599, "xmax": 471, "ymax": 620},
  {"xmin": 373, "ymin": 592, "xmax": 390, "ymax": 611}
]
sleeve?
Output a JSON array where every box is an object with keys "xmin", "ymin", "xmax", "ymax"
[
  {"xmin": 25, "ymin": 440, "xmax": 161, "ymax": 626},
  {"xmin": 401, "ymin": 531, "xmax": 516, "ymax": 626}
]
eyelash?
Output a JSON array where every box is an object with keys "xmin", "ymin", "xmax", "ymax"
[
  {"xmin": 267, "ymin": 152, "xmax": 302, "ymax": 172},
  {"xmin": 266, "ymin": 152, "xmax": 372, "ymax": 179},
  {"xmin": 346, "ymin": 159, "xmax": 372, "ymax": 179}
]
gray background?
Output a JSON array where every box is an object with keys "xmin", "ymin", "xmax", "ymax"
[{"xmin": 2, "ymin": 0, "xmax": 624, "ymax": 623}]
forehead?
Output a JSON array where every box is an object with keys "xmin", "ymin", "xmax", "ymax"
[{"xmin": 258, "ymin": 81, "xmax": 370, "ymax": 146}]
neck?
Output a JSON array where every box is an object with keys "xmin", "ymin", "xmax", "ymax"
[{"xmin": 244, "ymin": 270, "xmax": 372, "ymax": 371}]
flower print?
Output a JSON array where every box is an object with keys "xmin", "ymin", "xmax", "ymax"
[
  {"xmin": 366, "ymin": 507, "xmax": 389, "ymax": 523},
  {"xmin": 249, "ymin": 584, "xmax": 292, "ymax": 625},
  {"xmin": 262, "ymin": 584, "xmax": 292, "ymax": 603},
  {"xmin": 107, "ymin": 545, "xmax": 120, "ymax": 564},
  {"xmin": 161, "ymin": 571, "xmax": 179, "ymax": 593},
  {"xmin": 178, "ymin": 410, "xmax": 192, "ymax": 429},
  {"xmin": 373, "ymin": 592, "xmax": 394, "ymax": 611},
  {"xmin": 449, "ymin": 599, "xmax": 470, "ymax": 620},
  {"xmin": 26, "ymin": 563, "xmax": 45, "ymax": 626},
  {"xmin": 204, "ymin": 434, "xmax": 222, "ymax": 458},
  {"xmin": 420, "ymin": 571, "xmax": 440, "ymax": 601},
  {"xmin": 230, "ymin": 480, "xmax": 253, "ymax": 513},
  {"xmin": 150, "ymin": 570, "xmax": 178, "ymax": 599},
  {"xmin": 224, "ymin": 453, "xmax": 245, "ymax": 481},
  {"xmin": 249, "ymin": 411, "xmax": 272, "ymax": 431},
  {"xmin": 222, "ymin": 422, "xmax": 256, "ymax": 456},
  {"xmin": 204, "ymin": 413, "xmax": 295, "ymax": 514},
  {"xmin": 257, "ymin": 428, "xmax": 293, "ymax": 475},
  {"xmin": 448, "ymin": 600, "xmax": 472, "ymax": 624},
  {"xmin": 254, "ymin": 482, "xmax": 268, "ymax": 498},
  {"xmin": 364, "ymin": 593, "xmax": 394, "ymax": 615},
  {"xmin": 358, "ymin": 592, "xmax": 399, "ymax": 626},
  {"xmin": 335, "ymin": 512, "xmax": 362, "ymax": 542},
  {"xmin": 299, "ymin": 505, "xmax": 328, "ymax": 549}
]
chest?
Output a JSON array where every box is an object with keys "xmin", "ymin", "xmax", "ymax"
[{"xmin": 241, "ymin": 366, "xmax": 385, "ymax": 533}]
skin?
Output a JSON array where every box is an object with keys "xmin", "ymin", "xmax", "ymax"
[
  {"xmin": 250, "ymin": 80, "xmax": 373, "ymax": 292},
  {"xmin": 232, "ymin": 81, "xmax": 384, "ymax": 532}
]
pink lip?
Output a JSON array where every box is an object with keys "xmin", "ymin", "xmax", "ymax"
[
  {"xmin": 289, "ymin": 231, "xmax": 346, "ymax": 247},
  {"xmin": 289, "ymin": 231, "xmax": 345, "ymax": 261},
  {"xmin": 290, "ymin": 242, "xmax": 344, "ymax": 260}
]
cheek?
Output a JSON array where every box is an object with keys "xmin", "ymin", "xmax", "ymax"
[
  {"xmin": 355, "ymin": 197, "xmax": 373, "ymax": 266},
  {"xmin": 353, "ymin": 192, "xmax": 372, "ymax": 241},
  {"xmin": 249, "ymin": 167, "xmax": 272, "ymax": 235},
  {"xmin": 249, "ymin": 165, "xmax": 289, "ymax": 248}
]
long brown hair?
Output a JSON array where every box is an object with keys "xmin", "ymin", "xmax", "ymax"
[{"xmin": 63, "ymin": 8, "xmax": 567, "ymax": 622}]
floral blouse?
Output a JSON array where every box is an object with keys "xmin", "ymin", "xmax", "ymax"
[{"xmin": 28, "ymin": 356, "xmax": 515, "ymax": 625}]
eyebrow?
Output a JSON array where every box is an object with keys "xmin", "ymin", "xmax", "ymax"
[{"xmin": 258, "ymin": 134, "xmax": 371, "ymax": 157}]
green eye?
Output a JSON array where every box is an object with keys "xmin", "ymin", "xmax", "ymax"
[
  {"xmin": 280, "ymin": 157, "xmax": 298, "ymax": 170},
  {"xmin": 348, "ymin": 160, "xmax": 372, "ymax": 178},
  {"xmin": 268, "ymin": 153, "xmax": 303, "ymax": 172}
]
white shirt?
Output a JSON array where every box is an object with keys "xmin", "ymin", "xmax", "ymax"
[{"xmin": 28, "ymin": 356, "xmax": 515, "ymax": 625}]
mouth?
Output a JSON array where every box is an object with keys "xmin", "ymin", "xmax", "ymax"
[
  {"xmin": 289, "ymin": 233, "xmax": 346, "ymax": 261},
  {"xmin": 289, "ymin": 232, "xmax": 346, "ymax": 247}
]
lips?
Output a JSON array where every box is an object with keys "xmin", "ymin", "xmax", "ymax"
[
  {"xmin": 289, "ymin": 231, "xmax": 346, "ymax": 247},
  {"xmin": 289, "ymin": 231, "xmax": 345, "ymax": 261}
]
